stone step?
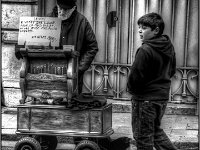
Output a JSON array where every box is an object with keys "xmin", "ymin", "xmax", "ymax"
[
  {"xmin": 1, "ymin": 106, "xmax": 198, "ymax": 150},
  {"xmin": 108, "ymin": 99, "xmax": 197, "ymax": 115},
  {"xmin": 2, "ymin": 99, "xmax": 197, "ymax": 115}
]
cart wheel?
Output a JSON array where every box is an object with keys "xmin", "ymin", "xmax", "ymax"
[
  {"xmin": 14, "ymin": 137, "xmax": 41, "ymax": 150},
  {"xmin": 34, "ymin": 135, "xmax": 58, "ymax": 150},
  {"xmin": 75, "ymin": 140, "xmax": 100, "ymax": 150}
]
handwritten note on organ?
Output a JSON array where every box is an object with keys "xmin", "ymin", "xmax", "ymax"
[{"xmin": 18, "ymin": 17, "xmax": 61, "ymax": 47}]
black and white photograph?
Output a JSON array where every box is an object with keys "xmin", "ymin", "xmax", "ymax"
[{"xmin": 1, "ymin": 0, "xmax": 199, "ymax": 150}]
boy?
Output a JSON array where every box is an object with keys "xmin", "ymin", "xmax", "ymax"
[{"xmin": 127, "ymin": 13, "xmax": 177, "ymax": 150}]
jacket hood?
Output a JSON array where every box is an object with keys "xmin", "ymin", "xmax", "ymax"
[{"xmin": 142, "ymin": 35, "xmax": 174, "ymax": 58}]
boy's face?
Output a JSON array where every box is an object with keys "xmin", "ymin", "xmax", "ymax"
[{"xmin": 138, "ymin": 25, "xmax": 158, "ymax": 41}]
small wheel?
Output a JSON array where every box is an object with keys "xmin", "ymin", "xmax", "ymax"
[
  {"xmin": 14, "ymin": 137, "xmax": 41, "ymax": 150},
  {"xmin": 34, "ymin": 135, "xmax": 58, "ymax": 150},
  {"xmin": 75, "ymin": 140, "xmax": 100, "ymax": 150}
]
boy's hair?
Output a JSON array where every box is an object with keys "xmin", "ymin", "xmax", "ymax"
[{"xmin": 137, "ymin": 12, "xmax": 165, "ymax": 36}]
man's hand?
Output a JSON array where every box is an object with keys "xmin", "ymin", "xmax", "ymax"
[
  {"xmin": 15, "ymin": 44, "xmax": 24, "ymax": 60},
  {"xmin": 71, "ymin": 51, "xmax": 80, "ymax": 58}
]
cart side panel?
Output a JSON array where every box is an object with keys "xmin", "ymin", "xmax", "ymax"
[
  {"xmin": 30, "ymin": 108, "xmax": 90, "ymax": 132},
  {"xmin": 90, "ymin": 111, "xmax": 102, "ymax": 133},
  {"xmin": 67, "ymin": 79, "xmax": 73, "ymax": 100},
  {"xmin": 103, "ymin": 104, "xmax": 112, "ymax": 132},
  {"xmin": 18, "ymin": 108, "xmax": 30, "ymax": 130},
  {"xmin": 67, "ymin": 56, "xmax": 78, "ymax": 96}
]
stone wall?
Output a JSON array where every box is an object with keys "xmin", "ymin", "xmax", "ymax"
[{"xmin": 2, "ymin": 1, "xmax": 38, "ymax": 106}]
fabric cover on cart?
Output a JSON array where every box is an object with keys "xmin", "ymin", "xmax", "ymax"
[{"xmin": 66, "ymin": 94, "xmax": 107, "ymax": 110}]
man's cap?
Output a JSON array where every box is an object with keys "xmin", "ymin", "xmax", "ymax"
[{"xmin": 57, "ymin": 0, "xmax": 76, "ymax": 9}]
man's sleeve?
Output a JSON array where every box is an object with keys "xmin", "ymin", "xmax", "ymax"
[
  {"xmin": 78, "ymin": 21, "xmax": 99, "ymax": 73},
  {"xmin": 170, "ymin": 51, "xmax": 176, "ymax": 78}
]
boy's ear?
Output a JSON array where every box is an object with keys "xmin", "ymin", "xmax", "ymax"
[{"xmin": 154, "ymin": 27, "xmax": 159, "ymax": 35}]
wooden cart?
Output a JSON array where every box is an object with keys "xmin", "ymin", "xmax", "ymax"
[{"xmin": 14, "ymin": 46, "xmax": 113, "ymax": 150}]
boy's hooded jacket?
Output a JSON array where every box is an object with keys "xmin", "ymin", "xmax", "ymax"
[{"xmin": 127, "ymin": 35, "xmax": 176, "ymax": 100}]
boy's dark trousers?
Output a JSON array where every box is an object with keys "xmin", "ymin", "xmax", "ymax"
[{"xmin": 131, "ymin": 99, "xmax": 178, "ymax": 150}]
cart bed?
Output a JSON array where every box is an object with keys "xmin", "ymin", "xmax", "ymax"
[{"xmin": 16, "ymin": 103, "xmax": 113, "ymax": 137}]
